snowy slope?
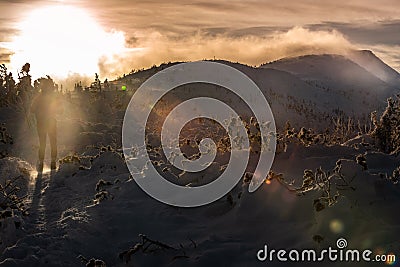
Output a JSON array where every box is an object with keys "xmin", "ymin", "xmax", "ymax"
[
  {"xmin": 257, "ymin": 52, "xmax": 400, "ymax": 128},
  {"xmin": 348, "ymin": 50, "xmax": 400, "ymax": 87},
  {"xmin": 261, "ymin": 53, "xmax": 392, "ymax": 92},
  {"xmin": 1, "ymin": 140, "xmax": 399, "ymax": 266}
]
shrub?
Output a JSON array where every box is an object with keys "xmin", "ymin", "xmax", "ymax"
[
  {"xmin": 0, "ymin": 175, "xmax": 28, "ymax": 217},
  {"xmin": 372, "ymin": 96, "xmax": 400, "ymax": 154}
]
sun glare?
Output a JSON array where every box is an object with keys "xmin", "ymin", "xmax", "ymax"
[{"xmin": 8, "ymin": 5, "xmax": 126, "ymax": 79}]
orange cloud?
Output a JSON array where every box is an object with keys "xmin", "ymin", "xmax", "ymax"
[{"xmin": 99, "ymin": 27, "xmax": 355, "ymax": 78}]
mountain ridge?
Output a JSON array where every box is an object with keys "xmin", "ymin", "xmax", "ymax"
[
  {"xmin": 115, "ymin": 51, "xmax": 399, "ymax": 129},
  {"xmin": 347, "ymin": 49, "xmax": 400, "ymax": 86},
  {"xmin": 260, "ymin": 50, "xmax": 400, "ymax": 89}
]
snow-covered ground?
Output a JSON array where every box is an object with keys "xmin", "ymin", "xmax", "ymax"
[{"xmin": 1, "ymin": 140, "xmax": 399, "ymax": 266}]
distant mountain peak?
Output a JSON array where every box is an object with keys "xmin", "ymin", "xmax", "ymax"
[
  {"xmin": 260, "ymin": 50, "xmax": 400, "ymax": 89},
  {"xmin": 347, "ymin": 49, "xmax": 400, "ymax": 86},
  {"xmin": 358, "ymin": 49, "xmax": 374, "ymax": 54}
]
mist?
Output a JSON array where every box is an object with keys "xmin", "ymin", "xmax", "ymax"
[
  {"xmin": 98, "ymin": 27, "xmax": 355, "ymax": 78},
  {"xmin": 3, "ymin": 27, "xmax": 358, "ymax": 88}
]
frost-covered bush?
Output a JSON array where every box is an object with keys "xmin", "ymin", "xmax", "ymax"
[
  {"xmin": 0, "ymin": 174, "xmax": 28, "ymax": 253},
  {"xmin": 272, "ymin": 160, "xmax": 355, "ymax": 211},
  {"xmin": 0, "ymin": 124, "xmax": 13, "ymax": 158},
  {"xmin": 0, "ymin": 175, "xmax": 28, "ymax": 216},
  {"xmin": 372, "ymin": 96, "xmax": 400, "ymax": 154},
  {"xmin": 0, "ymin": 158, "xmax": 30, "ymax": 224}
]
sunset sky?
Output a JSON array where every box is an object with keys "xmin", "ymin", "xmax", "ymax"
[{"xmin": 1, "ymin": 0, "xmax": 400, "ymax": 82}]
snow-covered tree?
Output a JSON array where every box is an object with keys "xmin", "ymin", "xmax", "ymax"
[{"xmin": 372, "ymin": 96, "xmax": 400, "ymax": 154}]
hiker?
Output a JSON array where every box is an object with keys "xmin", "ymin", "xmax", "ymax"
[{"xmin": 31, "ymin": 77, "xmax": 63, "ymax": 172}]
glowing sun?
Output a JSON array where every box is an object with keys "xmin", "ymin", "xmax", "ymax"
[{"xmin": 9, "ymin": 5, "xmax": 126, "ymax": 79}]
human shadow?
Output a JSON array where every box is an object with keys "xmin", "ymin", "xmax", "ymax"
[
  {"xmin": 28, "ymin": 169, "xmax": 55, "ymax": 232},
  {"xmin": 28, "ymin": 172, "xmax": 43, "ymax": 230}
]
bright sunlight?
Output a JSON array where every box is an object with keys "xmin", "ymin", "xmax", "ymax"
[{"xmin": 8, "ymin": 5, "xmax": 127, "ymax": 79}]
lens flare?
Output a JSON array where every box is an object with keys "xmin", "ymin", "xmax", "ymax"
[
  {"xmin": 385, "ymin": 254, "xmax": 396, "ymax": 265},
  {"xmin": 329, "ymin": 219, "xmax": 344, "ymax": 234}
]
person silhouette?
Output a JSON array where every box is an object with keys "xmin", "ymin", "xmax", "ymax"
[{"xmin": 31, "ymin": 78, "xmax": 63, "ymax": 172}]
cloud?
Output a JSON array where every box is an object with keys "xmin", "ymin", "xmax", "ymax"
[
  {"xmin": 2, "ymin": 0, "xmax": 400, "ymax": 81},
  {"xmin": 306, "ymin": 20, "xmax": 400, "ymax": 71},
  {"xmin": 98, "ymin": 27, "xmax": 355, "ymax": 77},
  {"xmin": 0, "ymin": 47, "xmax": 13, "ymax": 63},
  {"xmin": 307, "ymin": 20, "xmax": 400, "ymax": 46},
  {"xmin": 78, "ymin": 0, "xmax": 400, "ymax": 75},
  {"xmin": 78, "ymin": 0, "xmax": 400, "ymax": 43}
]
